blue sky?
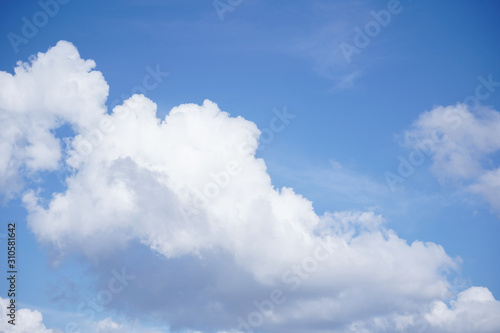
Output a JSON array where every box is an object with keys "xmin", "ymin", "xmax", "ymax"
[{"xmin": 1, "ymin": 0, "xmax": 500, "ymax": 332}]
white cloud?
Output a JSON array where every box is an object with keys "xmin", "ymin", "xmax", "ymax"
[
  {"xmin": 22, "ymin": 93, "xmax": 458, "ymax": 298},
  {"xmin": 0, "ymin": 297, "xmax": 53, "ymax": 333},
  {"xmin": 0, "ymin": 300, "xmax": 164, "ymax": 333},
  {"xmin": 95, "ymin": 317, "xmax": 163, "ymax": 333},
  {"xmin": 91, "ymin": 317, "xmax": 167, "ymax": 333},
  {"xmin": 424, "ymin": 287, "xmax": 500, "ymax": 332},
  {"xmin": 469, "ymin": 168, "xmax": 500, "ymax": 213},
  {"xmin": 326, "ymin": 287, "xmax": 500, "ymax": 333},
  {"xmin": 96, "ymin": 317, "xmax": 122, "ymax": 332},
  {"xmin": 404, "ymin": 104, "xmax": 500, "ymax": 214},
  {"xmin": 2, "ymin": 42, "xmax": 500, "ymax": 332},
  {"xmin": 0, "ymin": 40, "xmax": 108, "ymax": 201}
]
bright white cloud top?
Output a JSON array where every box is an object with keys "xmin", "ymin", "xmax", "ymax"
[
  {"xmin": 1, "ymin": 41, "xmax": 500, "ymax": 333},
  {"xmin": 0, "ymin": 297, "xmax": 53, "ymax": 333}
]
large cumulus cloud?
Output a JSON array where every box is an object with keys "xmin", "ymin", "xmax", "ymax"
[{"xmin": 1, "ymin": 42, "xmax": 500, "ymax": 332}]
